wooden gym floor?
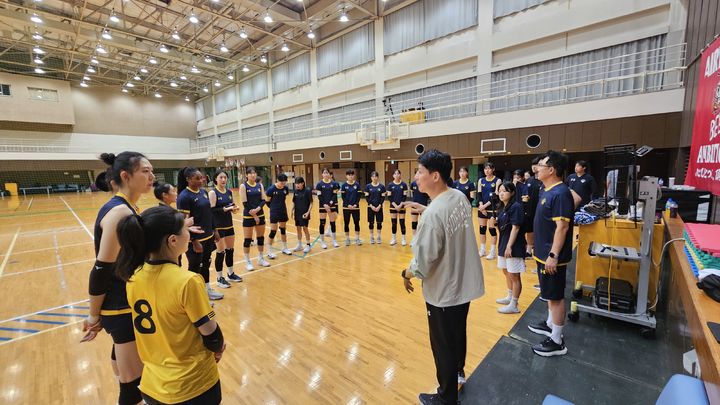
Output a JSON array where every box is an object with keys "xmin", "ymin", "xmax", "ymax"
[{"xmin": 0, "ymin": 191, "xmax": 539, "ymax": 404}]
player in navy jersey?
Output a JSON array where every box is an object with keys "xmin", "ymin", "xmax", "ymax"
[
  {"xmin": 405, "ymin": 168, "xmax": 430, "ymax": 245},
  {"xmin": 387, "ymin": 169, "xmax": 409, "ymax": 246},
  {"xmin": 177, "ymin": 167, "xmax": 225, "ymax": 302},
  {"xmin": 265, "ymin": 173, "xmax": 293, "ymax": 258},
  {"xmin": 209, "ymin": 169, "xmax": 242, "ymax": 287},
  {"xmin": 81, "ymin": 152, "xmax": 154, "ymax": 405},
  {"xmin": 477, "ymin": 162, "xmax": 502, "ymax": 260},
  {"xmin": 314, "ymin": 168, "xmax": 341, "ymax": 249},
  {"xmin": 364, "ymin": 171, "xmax": 386, "ymax": 244},
  {"xmin": 291, "ymin": 176, "xmax": 313, "ymax": 253},
  {"xmin": 239, "ymin": 167, "xmax": 270, "ymax": 271},
  {"xmin": 452, "ymin": 166, "xmax": 476, "ymax": 204},
  {"xmin": 494, "ymin": 181, "xmax": 527, "ymax": 314},
  {"xmin": 525, "ymin": 157, "xmax": 543, "ymax": 261},
  {"xmin": 340, "ymin": 169, "xmax": 362, "ymax": 246}
]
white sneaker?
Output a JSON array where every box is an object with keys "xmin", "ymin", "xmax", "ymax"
[
  {"xmin": 498, "ymin": 304, "xmax": 520, "ymax": 314},
  {"xmin": 282, "ymin": 248, "xmax": 293, "ymax": 255},
  {"xmin": 294, "ymin": 242, "xmax": 303, "ymax": 251},
  {"xmin": 207, "ymin": 288, "xmax": 224, "ymax": 300},
  {"xmin": 401, "ymin": 236, "xmax": 407, "ymax": 246},
  {"xmin": 332, "ymin": 240, "xmax": 339, "ymax": 248},
  {"xmin": 486, "ymin": 249, "xmax": 496, "ymax": 260},
  {"xmin": 321, "ymin": 241, "xmax": 328, "ymax": 249},
  {"xmin": 478, "ymin": 246, "xmax": 486, "ymax": 257},
  {"xmin": 267, "ymin": 251, "xmax": 277, "ymax": 259},
  {"xmin": 345, "ymin": 239, "xmax": 351, "ymax": 246},
  {"xmin": 303, "ymin": 244, "xmax": 311, "ymax": 253},
  {"xmin": 376, "ymin": 236, "xmax": 382, "ymax": 244},
  {"xmin": 390, "ymin": 236, "xmax": 397, "ymax": 246},
  {"xmin": 258, "ymin": 258, "xmax": 271, "ymax": 267},
  {"xmin": 355, "ymin": 238, "xmax": 362, "ymax": 246},
  {"xmin": 245, "ymin": 261, "xmax": 254, "ymax": 272},
  {"xmin": 496, "ymin": 296, "xmax": 511, "ymax": 305},
  {"xmin": 370, "ymin": 236, "xmax": 375, "ymax": 245}
]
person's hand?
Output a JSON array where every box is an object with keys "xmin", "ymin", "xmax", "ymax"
[
  {"xmin": 214, "ymin": 343, "xmax": 226, "ymax": 363},
  {"xmin": 302, "ymin": 212, "xmax": 309, "ymax": 219},
  {"xmin": 189, "ymin": 226, "xmax": 203, "ymax": 234},
  {"xmin": 545, "ymin": 256, "xmax": 558, "ymax": 274},
  {"xmin": 223, "ymin": 206, "xmax": 234, "ymax": 212},
  {"xmin": 80, "ymin": 315, "xmax": 102, "ymax": 342},
  {"xmin": 481, "ymin": 209, "xmax": 488, "ymax": 216},
  {"xmin": 324, "ymin": 204, "xmax": 330, "ymax": 213},
  {"xmin": 250, "ymin": 207, "xmax": 259, "ymax": 215},
  {"xmin": 403, "ymin": 278, "xmax": 414, "ymax": 293},
  {"xmin": 184, "ymin": 217, "xmax": 195, "ymax": 227},
  {"xmin": 213, "ymin": 231, "xmax": 221, "ymax": 243},
  {"xmin": 504, "ymin": 247, "xmax": 512, "ymax": 258},
  {"xmin": 193, "ymin": 240, "xmax": 203, "ymax": 253},
  {"xmin": 253, "ymin": 215, "xmax": 260, "ymax": 225}
]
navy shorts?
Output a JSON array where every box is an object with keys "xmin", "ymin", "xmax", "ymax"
[
  {"xmin": 537, "ymin": 262, "xmax": 567, "ymax": 301},
  {"xmin": 217, "ymin": 227, "xmax": 235, "ymax": 238},
  {"xmin": 242, "ymin": 216, "xmax": 266, "ymax": 227},
  {"xmin": 270, "ymin": 213, "xmax": 289, "ymax": 224},
  {"xmin": 101, "ymin": 312, "xmax": 135, "ymax": 344}
]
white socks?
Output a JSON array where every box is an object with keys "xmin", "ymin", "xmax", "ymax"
[
  {"xmin": 511, "ymin": 297, "xmax": 519, "ymax": 307},
  {"xmin": 244, "ymin": 254, "xmax": 251, "ymax": 263},
  {"xmin": 546, "ymin": 309, "xmax": 553, "ymax": 328},
  {"xmin": 551, "ymin": 323, "xmax": 564, "ymax": 344},
  {"xmin": 227, "ymin": 266, "xmax": 234, "ymax": 275}
]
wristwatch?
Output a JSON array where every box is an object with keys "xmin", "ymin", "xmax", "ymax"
[{"xmin": 548, "ymin": 252, "xmax": 556, "ymax": 259}]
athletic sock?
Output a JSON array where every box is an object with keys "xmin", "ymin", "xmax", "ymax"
[
  {"xmin": 551, "ymin": 323, "xmax": 564, "ymax": 344},
  {"xmin": 546, "ymin": 309, "xmax": 553, "ymax": 328}
]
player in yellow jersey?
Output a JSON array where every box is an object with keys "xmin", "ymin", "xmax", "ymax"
[{"xmin": 116, "ymin": 205, "xmax": 226, "ymax": 404}]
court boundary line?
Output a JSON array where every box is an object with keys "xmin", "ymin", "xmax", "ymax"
[
  {"xmin": 0, "ymin": 228, "xmax": 20, "ymax": 277},
  {"xmin": 0, "ymin": 319, "xmax": 84, "ymax": 347},
  {"xmin": 0, "ymin": 298, "xmax": 90, "ymax": 324},
  {"xmin": 26, "ymin": 197, "xmax": 33, "ymax": 211},
  {"xmin": 0, "ymin": 241, "xmax": 92, "ymax": 256},
  {"xmin": 0, "ymin": 258, "xmax": 94, "ymax": 278},
  {"xmin": 59, "ymin": 197, "xmax": 94, "ymax": 240}
]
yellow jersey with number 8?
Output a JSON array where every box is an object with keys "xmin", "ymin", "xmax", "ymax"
[{"xmin": 127, "ymin": 260, "xmax": 219, "ymax": 403}]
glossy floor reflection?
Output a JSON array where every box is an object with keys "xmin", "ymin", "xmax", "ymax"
[{"xmin": 0, "ymin": 192, "xmax": 538, "ymax": 404}]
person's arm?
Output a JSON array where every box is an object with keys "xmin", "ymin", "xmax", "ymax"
[
  {"xmin": 570, "ymin": 189, "xmax": 582, "ymax": 209},
  {"xmin": 505, "ymin": 225, "xmax": 521, "ymax": 258},
  {"xmin": 82, "ymin": 205, "xmax": 132, "ymax": 342},
  {"xmin": 405, "ymin": 216, "xmax": 444, "ymax": 280},
  {"xmin": 545, "ymin": 193, "xmax": 573, "ymax": 273},
  {"xmin": 183, "ymin": 275, "xmax": 226, "ymax": 361}
]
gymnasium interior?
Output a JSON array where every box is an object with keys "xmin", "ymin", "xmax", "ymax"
[{"xmin": 0, "ymin": 0, "xmax": 719, "ymax": 404}]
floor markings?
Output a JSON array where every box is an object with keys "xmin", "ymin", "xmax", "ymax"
[
  {"xmin": 59, "ymin": 197, "xmax": 93, "ymax": 240},
  {"xmin": 0, "ymin": 227, "xmax": 20, "ymax": 277}
]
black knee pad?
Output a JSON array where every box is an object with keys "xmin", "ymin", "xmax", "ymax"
[
  {"xmin": 412, "ymin": 221, "xmax": 418, "ymax": 230},
  {"xmin": 280, "ymin": 227, "xmax": 286, "ymax": 235},
  {"xmin": 243, "ymin": 238, "xmax": 252, "ymax": 248},
  {"xmin": 257, "ymin": 236, "xmax": 265, "ymax": 246},
  {"xmin": 369, "ymin": 222, "xmax": 374, "ymax": 230},
  {"xmin": 118, "ymin": 376, "xmax": 142, "ymax": 405},
  {"xmin": 489, "ymin": 227, "xmax": 497, "ymax": 237},
  {"xmin": 330, "ymin": 222, "xmax": 336, "ymax": 233},
  {"xmin": 269, "ymin": 229, "xmax": 277, "ymax": 239},
  {"xmin": 319, "ymin": 219, "xmax": 326, "ymax": 232},
  {"xmin": 479, "ymin": 226, "xmax": 487, "ymax": 235},
  {"xmin": 225, "ymin": 248, "xmax": 234, "ymax": 266}
]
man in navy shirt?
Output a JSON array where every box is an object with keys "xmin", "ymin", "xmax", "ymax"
[
  {"xmin": 528, "ymin": 150, "xmax": 574, "ymax": 357},
  {"xmin": 566, "ymin": 160, "xmax": 598, "ymax": 210},
  {"xmin": 265, "ymin": 173, "xmax": 293, "ymax": 258}
]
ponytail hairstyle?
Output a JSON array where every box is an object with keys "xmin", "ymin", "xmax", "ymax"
[
  {"xmin": 498, "ymin": 181, "xmax": 516, "ymax": 213},
  {"xmin": 94, "ymin": 168, "xmax": 113, "ymax": 192},
  {"xmin": 100, "ymin": 152, "xmax": 147, "ymax": 187},
  {"xmin": 177, "ymin": 167, "xmax": 199, "ymax": 194},
  {"xmin": 115, "ymin": 205, "xmax": 186, "ymax": 281},
  {"xmin": 153, "ymin": 182, "xmax": 173, "ymax": 201}
]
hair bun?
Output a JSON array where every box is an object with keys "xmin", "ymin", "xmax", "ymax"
[{"xmin": 100, "ymin": 153, "xmax": 116, "ymax": 166}]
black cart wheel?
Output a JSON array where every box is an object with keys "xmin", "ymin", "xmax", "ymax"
[{"xmin": 640, "ymin": 327, "xmax": 656, "ymax": 340}]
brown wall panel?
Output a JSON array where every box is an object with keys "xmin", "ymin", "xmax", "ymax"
[
  {"xmin": 620, "ymin": 117, "xmax": 643, "ymax": 145},
  {"xmin": 581, "ymin": 121, "xmax": 603, "ymax": 151},
  {"xmin": 641, "ymin": 114, "xmax": 667, "ymax": 147},
  {"xmin": 564, "ymin": 123, "xmax": 583, "ymax": 151},
  {"xmin": 601, "ymin": 119, "xmax": 622, "ymax": 146},
  {"xmin": 547, "ymin": 125, "xmax": 566, "ymax": 151},
  {"xmin": 506, "ymin": 128, "xmax": 522, "ymax": 152}
]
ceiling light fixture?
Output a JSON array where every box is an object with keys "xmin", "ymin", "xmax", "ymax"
[
  {"xmin": 339, "ymin": 10, "xmax": 349, "ymax": 22},
  {"xmin": 202, "ymin": 86, "xmax": 209, "ymax": 93},
  {"xmin": 227, "ymin": 73, "xmax": 234, "ymax": 80},
  {"xmin": 30, "ymin": 13, "xmax": 43, "ymax": 24},
  {"xmin": 159, "ymin": 44, "xmax": 169, "ymax": 53},
  {"xmin": 239, "ymin": 28, "xmax": 248, "ymax": 39},
  {"xmin": 204, "ymin": 55, "xmax": 212, "ymax": 63},
  {"xmin": 188, "ymin": 10, "xmax": 199, "ymax": 24},
  {"xmin": 80, "ymin": 81, "xmax": 89, "ymax": 87},
  {"xmin": 91, "ymin": 57, "xmax": 99, "ymax": 65},
  {"xmin": 171, "ymin": 28, "xmax": 181, "ymax": 41},
  {"xmin": 170, "ymin": 81, "xmax": 178, "ymax": 87},
  {"xmin": 281, "ymin": 43, "xmax": 289, "ymax": 52},
  {"xmin": 307, "ymin": 29, "xmax": 315, "ymax": 39},
  {"xmin": 96, "ymin": 44, "xmax": 107, "ymax": 54},
  {"xmin": 32, "ymin": 46, "xmax": 44, "ymax": 54},
  {"xmin": 154, "ymin": 92, "xmax": 162, "ymax": 98},
  {"xmin": 214, "ymin": 80, "xmax": 221, "ymax": 87},
  {"xmin": 102, "ymin": 29, "xmax": 112, "ymax": 40},
  {"xmin": 140, "ymin": 67, "xmax": 148, "ymax": 73},
  {"xmin": 109, "ymin": 10, "xmax": 120, "ymax": 23},
  {"xmin": 180, "ymin": 74, "xmax": 187, "ymax": 80},
  {"xmin": 184, "ymin": 96, "xmax": 190, "ymax": 102},
  {"xmin": 83, "ymin": 75, "xmax": 91, "ymax": 81},
  {"xmin": 149, "ymin": 57, "xmax": 158, "ymax": 64},
  {"xmin": 86, "ymin": 66, "xmax": 96, "ymax": 73},
  {"xmin": 220, "ymin": 42, "xmax": 229, "ymax": 53},
  {"xmin": 133, "ymin": 75, "xmax": 141, "ymax": 80},
  {"xmin": 32, "ymin": 32, "xmax": 43, "ymax": 40},
  {"xmin": 263, "ymin": 11, "xmax": 273, "ymax": 23},
  {"xmin": 121, "ymin": 87, "xmax": 128, "ymax": 93},
  {"xmin": 33, "ymin": 56, "xmax": 43, "ymax": 64},
  {"xmin": 34, "ymin": 67, "xmax": 45, "ymax": 74},
  {"xmin": 260, "ymin": 54, "xmax": 267, "ymax": 63},
  {"xmin": 191, "ymin": 65, "xmax": 200, "ymax": 73},
  {"xmin": 242, "ymin": 65, "xmax": 249, "ymax": 72},
  {"xmin": 126, "ymin": 82, "xmax": 135, "ymax": 87}
]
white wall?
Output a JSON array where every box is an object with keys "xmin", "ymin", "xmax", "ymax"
[{"xmin": 0, "ymin": 72, "xmax": 75, "ymax": 125}]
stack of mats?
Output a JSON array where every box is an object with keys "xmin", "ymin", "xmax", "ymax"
[{"xmin": 683, "ymin": 223, "xmax": 720, "ymax": 277}]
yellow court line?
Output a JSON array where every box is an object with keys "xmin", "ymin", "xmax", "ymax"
[{"xmin": 0, "ymin": 227, "xmax": 20, "ymax": 277}]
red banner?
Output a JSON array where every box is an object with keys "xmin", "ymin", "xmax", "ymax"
[{"xmin": 687, "ymin": 37, "xmax": 720, "ymax": 195}]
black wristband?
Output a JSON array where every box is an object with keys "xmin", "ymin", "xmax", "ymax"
[{"xmin": 202, "ymin": 324, "xmax": 224, "ymax": 353}]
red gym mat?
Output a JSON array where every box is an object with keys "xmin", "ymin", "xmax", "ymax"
[{"xmin": 684, "ymin": 223, "xmax": 720, "ymax": 256}]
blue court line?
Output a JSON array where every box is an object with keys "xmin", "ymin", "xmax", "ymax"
[
  {"xmin": 63, "ymin": 305, "xmax": 89, "ymax": 310},
  {"xmin": 37, "ymin": 312, "xmax": 88, "ymax": 318},
  {"xmin": 20, "ymin": 319, "xmax": 66, "ymax": 325},
  {"xmin": 0, "ymin": 326, "xmax": 40, "ymax": 334},
  {"xmin": 0, "ymin": 337, "xmax": 12, "ymax": 341}
]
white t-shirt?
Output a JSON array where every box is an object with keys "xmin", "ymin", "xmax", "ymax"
[{"xmin": 407, "ymin": 188, "xmax": 485, "ymax": 307}]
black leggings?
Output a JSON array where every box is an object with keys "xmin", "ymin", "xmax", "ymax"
[
  {"xmin": 367, "ymin": 207, "xmax": 383, "ymax": 230},
  {"xmin": 186, "ymin": 238, "xmax": 215, "ymax": 283},
  {"xmin": 143, "ymin": 380, "xmax": 221, "ymax": 405},
  {"xmin": 343, "ymin": 209, "xmax": 361, "ymax": 232}
]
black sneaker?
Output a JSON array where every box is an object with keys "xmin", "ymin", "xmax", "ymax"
[
  {"xmin": 532, "ymin": 337, "xmax": 567, "ymax": 357},
  {"xmin": 227, "ymin": 273, "xmax": 243, "ymax": 282},
  {"xmin": 527, "ymin": 320, "xmax": 552, "ymax": 337},
  {"xmin": 216, "ymin": 276, "xmax": 231, "ymax": 289},
  {"xmin": 418, "ymin": 393, "xmax": 445, "ymax": 405}
]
